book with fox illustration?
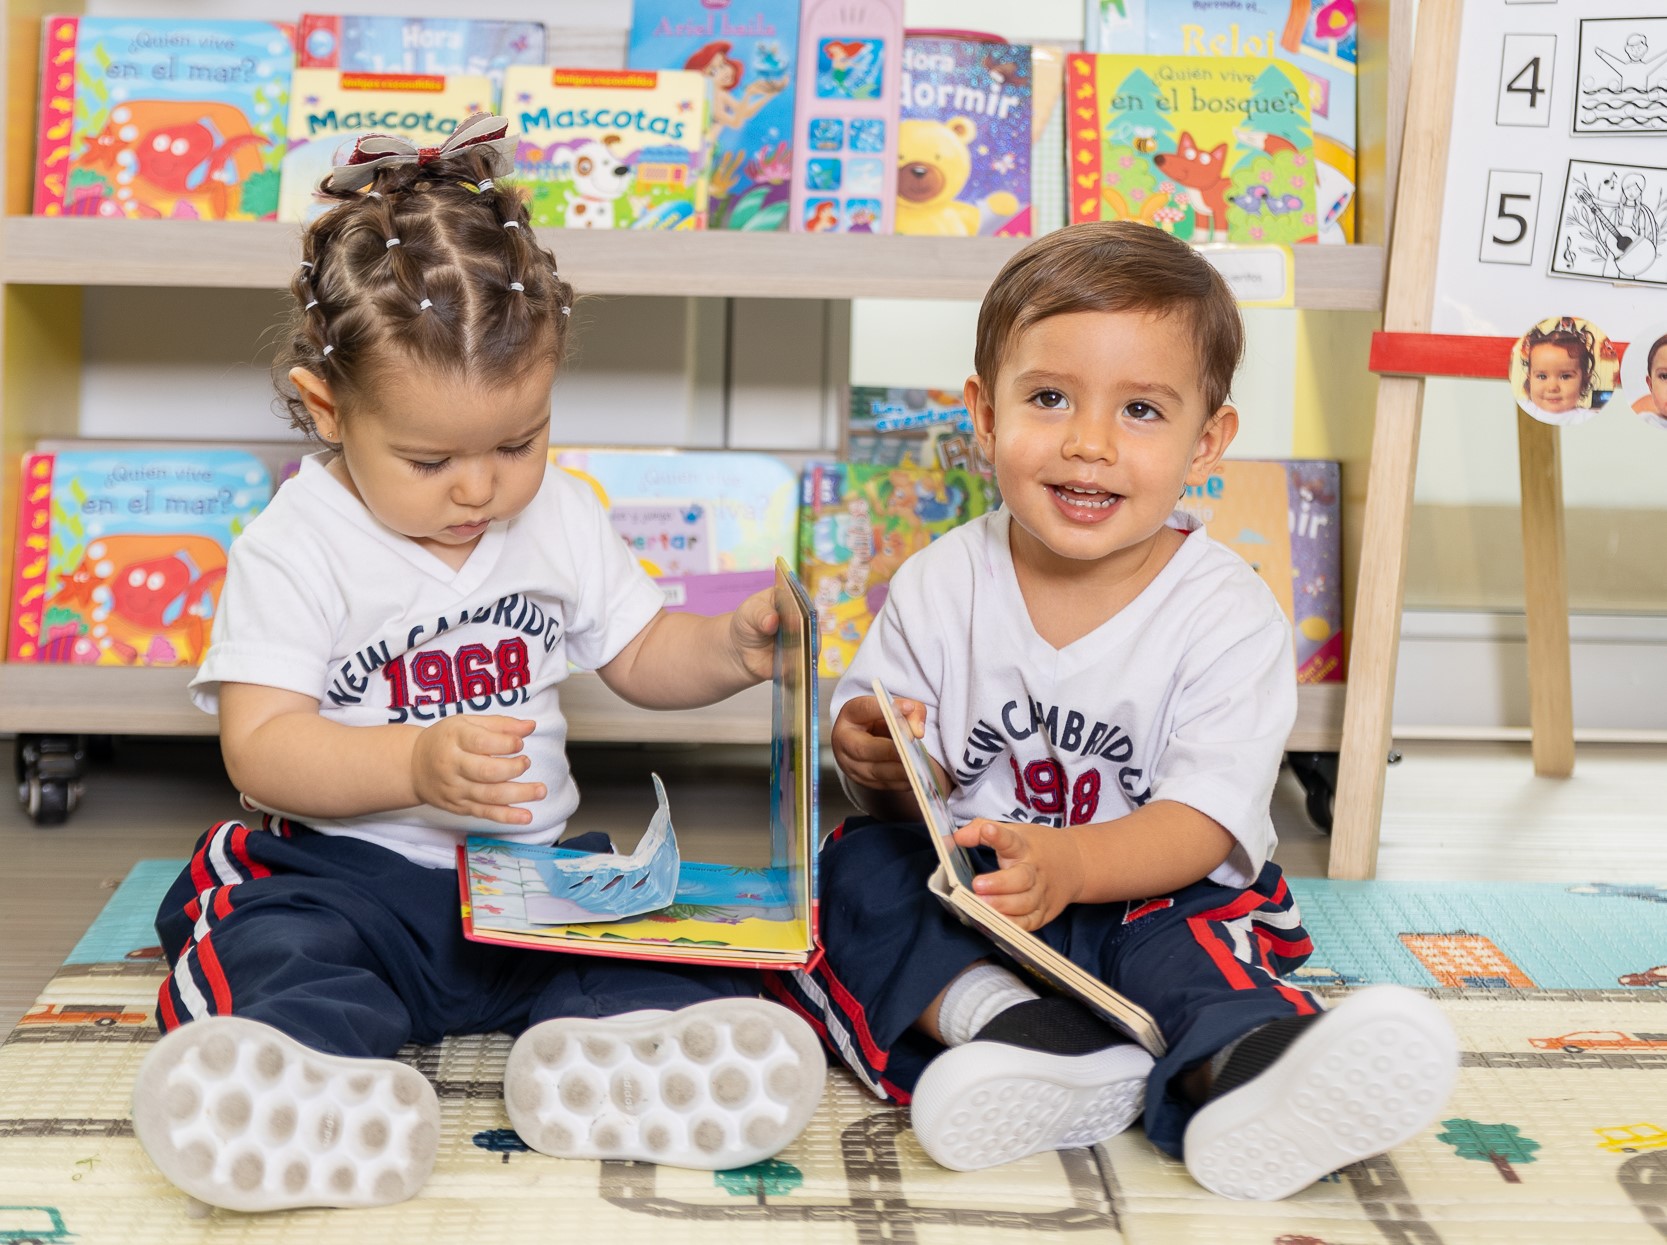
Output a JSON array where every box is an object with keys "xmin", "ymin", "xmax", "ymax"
[
  {"xmin": 6, "ymin": 448, "xmax": 272, "ymax": 666},
  {"xmin": 1065, "ymin": 52, "xmax": 1319, "ymax": 246},
  {"xmin": 32, "ymin": 15, "xmax": 294, "ymax": 219},
  {"xmin": 873, "ymin": 681, "xmax": 1166, "ymax": 1056},
  {"xmin": 277, "ymin": 67, "xmax": 493, "ymax": 222},
  {"xmin": 460, "ymin": 560, "xmax": 820, "ymax": 969},
  {"xmin": 296, "ymin": 15, "xmax": 545, "ymax": 103},
  {"xmin": 504, "ymin": 66, "xmax": 709, "ymax": 231}
]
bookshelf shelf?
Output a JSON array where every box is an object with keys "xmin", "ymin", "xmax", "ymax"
[{"xmin": 0, "ymin": 218, "xmax": 1387, "ymax": 310}]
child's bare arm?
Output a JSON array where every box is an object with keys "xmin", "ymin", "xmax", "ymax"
[
  {"xmin": 951, "ymin": 803, "xmax": 1236, "ymax": 931},
  {"xmin": 218, "ymin": 682, "xmax": 545, "ymax": 825},
  {"xmin": 598, "ymin": 587, "xmax": 777, "ymax": 708}
]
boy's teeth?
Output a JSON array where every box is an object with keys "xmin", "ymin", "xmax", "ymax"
[{"xmin": 1053, "ymin": 485, "xmax": 1117, "ymax": 509}]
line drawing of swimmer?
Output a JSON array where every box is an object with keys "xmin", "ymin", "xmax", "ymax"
[{"xmin": 1591, "ymin": 33, "xmax": 1667, "ymax": 92}]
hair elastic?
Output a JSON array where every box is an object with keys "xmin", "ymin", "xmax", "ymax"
[
  {"xmin": 367, "ymin": 191, "xmax": 383, "ymax": 199},
  {"xmin": 321, "ymin": 344, "xmax": 335, "ymax": 357},
  {"xmin": 476, "ymin": 178, "xmax": 495, "ymax": 192},
  {"xmin": 560, "ymin": 305, "xmax": 571, "ymax": 316},
  {"xmin": 509, "ymin": 282, "xmax": 525, "ymax": 292},
  {"xmin": 418, "ymin": 298, "xmax": 433, "ymax": 311},
  {"xmin": 503, "ymin": 220, "xmax": 520, "ymax": 230},
  {"xmin": 304, "ymin": 299, "xmax": 319, "ymax": 310},
  {"xmin": 299, "ymin": 260, "xmax": 314, "ymax": 270},
  {"xmin": 385, "ymin": 237, "xmax": 401, "ymax": 249}
]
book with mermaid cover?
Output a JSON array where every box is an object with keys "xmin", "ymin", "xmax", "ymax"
[{"xmin": 873, "ymin": 680, "xmax": 1166, "ymax": 1055}]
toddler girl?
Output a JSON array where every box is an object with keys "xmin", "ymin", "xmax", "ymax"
[{"xmin": 1522, "ymin": 322, "xmax": 1596, "ymax": 418}]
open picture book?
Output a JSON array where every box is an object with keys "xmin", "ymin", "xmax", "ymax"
[
  {"xmin": 872, "ymin": 679, "xmax": 1166, "ymax": 1055},
  {"xmin": 457, "ymin": 559, "xmax": 819, "ymax": 968}
]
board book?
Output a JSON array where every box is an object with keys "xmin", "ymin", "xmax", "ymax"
[
  {"xmin": 844, "ymin": 385, "xmax": 994, "ymax": 483},
  {"xmin": 7, "ymin": 448, "xmax": 272, "ymax": 667},
  {"xmin": 459, "ymin": 560, "xmax": 820, "ymax": 968},
  {"xmin": 504, "ymin": 66, "xmax": 709, "ymax": 231},
  {"xmin": 627, "ymin": 0, "xmax": 799, "ymax": 232},
  {"xmin": 897, "ymin": 33, "xmax": 1031, "ymax": 237},
  {"xmin": 296, "ymin": 15, "xmax": 545, "ymax": 104},
  {"xmin": 33, "ymin": 15, "xmax": 294, "ymax": 220},
  {"xmin": 277, "ymin": 67, "xmax": 493, "ymax": 222},
  {"xmin": 798, "ymin": 461, "xmax": 996, "ymax": 679},
  {"xmin": 872, "ymin": 680, "xmax": 1166, "ymax": 1056},
  {"xmin": 1065, "ymin": 52, "xmax": 1319, "ymax": 246}
]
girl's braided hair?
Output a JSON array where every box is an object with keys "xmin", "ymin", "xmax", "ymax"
[{"xmin": 274, "ymin": 142, "xmax": 574, "ymax": 439}]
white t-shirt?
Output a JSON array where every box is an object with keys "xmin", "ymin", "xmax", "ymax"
[
  {"xmin": 831, "ymin": 508, "xmax": 1296, "ymax": 887},
  {"xmin": 190, "ymin": 453, "xmax": 664, "ymax": 868}
]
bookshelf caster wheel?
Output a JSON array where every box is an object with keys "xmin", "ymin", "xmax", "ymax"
[
  {"xmin": 16, "ymin": 735, "xmax": 87, "ymax": 827},
  {"xmin": 1286, "ymin": 750, "xmax": 1337, "ymax": 834}
]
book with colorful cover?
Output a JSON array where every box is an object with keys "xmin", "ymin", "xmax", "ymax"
[
  {"xmin": 1030, "ymin": 44, "xmax": 1068, "ymax": 237},
  {"xmin": 897, "ymin": 34, "xmax": 1030, "ymax": 237},
  {"xmin": 504, "ymin": 67, "xmax": 709, "ymax": 231},
  {"xmin": 1177, "ymin": 459, "xmax": 1342, "ymax": 683},
  {"xmin": 845, "ymin": 386, "xmax": 994, "ymax": 484},
  {"xmin": 296, "ymin": 15, "xmax": 545, "ymax": 104},
  {"xmin": 627, "ymin": 0, "xmax": 799, "ymax": 232},
  {"xmin": 278, "ymin": 67, "xmax": 493, "ymax": 222},
  {"xmin": 1142, "ymin": 0, "xmax": 1357, "ymax": 243},
  {"xmin": 552, "ymin": 448, "xmax": 796, "ymax": 615},
  {"xmin": 7, "ymin": 448, "xmax": 272, "ymax": 666},
  {"xmin": 460, "ymin": 560, "xmax": 820, "ymax": 969},
  {"xmin": 1065, "ymin": 52, "xmax": 1319, "ymax": 247},
  {"xmin": 32, "ymin": 16, "xmax": 294, "ymax": 219},
  {"xmin": 798, "ymin": 461, "xmax": 997, "ymax": 678}
]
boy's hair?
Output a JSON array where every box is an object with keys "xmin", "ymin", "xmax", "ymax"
[
  {"xmin": 1646, "ymin": 333, "xmax": 1667, "ymax": 375},
  {"xmin": 1522, "ymin": 322, "xmax": 1596, "ymax": 400},
  {"xmin": 973, "ymin": 221, "xmax": 1244, "ymax": 414},
  {"xmin": 274, "ymin": 147, "xmax": 574, "ymax": 437}
]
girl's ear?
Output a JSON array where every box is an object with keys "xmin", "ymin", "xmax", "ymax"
[{"xmin": 289, "ymin": 367, "xmax": 341, "ymax": 443}]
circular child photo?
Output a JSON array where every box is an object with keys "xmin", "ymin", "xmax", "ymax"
[
  {"xmin": 1510, "ymin": 315, "xmax": 1618, "ymax": 428},
  {"xmin": 1623, "ymin": 322, "xmax": 1667, "ymax": 433}
]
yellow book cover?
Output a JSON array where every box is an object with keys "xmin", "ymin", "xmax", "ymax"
[
  {"xmin": 278, "ymin": 67, "xmax": 494, "ymax": 221},
  {"xmin": 1065, "ymin": 53, "xmax": 1318, "ymax": 246}
]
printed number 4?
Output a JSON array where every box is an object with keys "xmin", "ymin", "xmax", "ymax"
[
  {"xmin": 1507, "ymin": 57, "xmax": 1545, "ymax": 108},
  {"xmin": 1010, "ymin": 757, "xmax": 1102, "ymax": 825}
]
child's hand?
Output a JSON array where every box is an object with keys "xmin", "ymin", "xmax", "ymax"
[
  {"xmin": 411, "ymin": 715, "xmax": 546, "ymax": 825},
  {"xmin": 832, "ymin": 694, "xmax": 926, "ymax": 790},
  {"xmin": 729, "ymin": 588, "xmax": 780, "ymax": 683},
  {"xmin": 953, "ymin": 819, "xmax": 1086, "ymax": 931}
]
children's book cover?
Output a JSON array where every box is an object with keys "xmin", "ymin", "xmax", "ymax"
[
  {"xmin": 627, "ymin": 0, "xmax": 798, "ymax": 232},
  {"xmin": 505, "ymin": 67, "xmax": 709, "ymax": 231},
  {"xmin": 1142, "ymin": 0, "xmax": 1357, "ymax": 243},
  {"xmin": 799, "ymin": 462, "xmax": 996, "ymax": 678},
  {"xmin": 277, "ymin": 67, "xmax": 493, "ymax": 222},
  {"xmin": 297, "ymin": 15, "xmax": 545, "ymax": 104},
  {"xmin": 845, "ymin": 386, "xmax": 994, "ymax": 484},
  {"xmin": 461, "ymin": 561, "xmax": 820, "ymax": 969},
  {"xmin": 897, "ymin": 35, "xmax": 1031, "ymax": 237},
  {"xmin": 1177, "ymin": 458, "xmax": 1342, "ymax": 683},
  {"xmin": 33, "ymin": 16, "xmax": 293, "ymax": 219},
  {"xmin": 7, "ymin": 449, "xmax": 272, "ymax": 666},
  {"xmin": 1065, "ymin": 52, "xmax": 1319, "ymax": 246},
  {"xmin": 1031, "ymin": 44, "xmax": 1068, "ymax": 237}
]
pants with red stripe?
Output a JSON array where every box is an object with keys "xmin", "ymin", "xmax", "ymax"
[
  {"xmin": 154, "ymin": 819, "xmax": 758, "ymax": 1058},
  {"xmin": 768, "ymin": 818, "xmax": 1319, "ymax": 1158}
]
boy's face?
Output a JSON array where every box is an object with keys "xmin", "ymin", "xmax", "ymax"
[
  {"xmin": 1527, "ymin": 342, "xmax": 1582, "ymax": 414},
  {"xmin": 967, "ymin": 309, "xmax": 1235, "ymax": 584}
]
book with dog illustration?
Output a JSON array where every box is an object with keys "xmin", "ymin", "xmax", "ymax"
[
  {"xmin": 872, "ymin": 680, "xmax": 1166, "ymax": 1056},
  {"xmin": 504, "ymin": 66, "xmax": 709, "ymax": 231},
  {"xmin": 7, "ymin": 448, "xmax": 272, "ymax": 666},
  {"xmin": 32, "ymin": 15, "xmax": 294, "ymax": 219},
  {"xmin": 627, "ymin": 0, "xmax": 799, "ymax": 231},
  {"xmin": 896, "ymin": 34, "xmax": 1030, "ymax": 237},
  {"xmin": 277, "ymin": 67, "xmax": 493, "ymax": 222},
  {"xmin": 461, "ymin": 560, "xmax": 820, "ymax": 969},
  {"xmin": 1065, "ymin": 52, "xmax": 1319, "ymax": 246},
  {"xmin": 296, "ymin": 15, "xmax": 545, "ymax": 104}
]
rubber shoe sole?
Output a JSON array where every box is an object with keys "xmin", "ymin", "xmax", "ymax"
[
  {"xmin": 910, "ymin": 1040, "xmax": 1154, "ymax": 1171},
  {"xmin": 131, "ymin": 1016, "xmax": 439, "ymax": 1212},
  {"xmin": 504, "ymin": 997, "xmax": 826, "ymax": 1169},
  {"xmin": 1183, "ymin": 984, "xmax": 1459, "ymax": 1200}
]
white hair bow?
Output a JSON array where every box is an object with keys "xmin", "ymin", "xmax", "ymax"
[{"xmin": 326, "ymin": 112, "xmax": 517, "ymax": 192}]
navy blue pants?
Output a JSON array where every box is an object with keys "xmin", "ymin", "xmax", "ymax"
[
  {"xmin": 767, "ymin": 818, "xmax": 1319, "ymax": 1157},
  {"xmin": 154, "ymin": 816, "xmax": 757, "ymax": 1058}
]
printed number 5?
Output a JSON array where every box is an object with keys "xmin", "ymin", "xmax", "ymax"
[
  {"xmin": 1479, "ymin": 170, "xmax": 1540, "ymax": 267},
  {"xmin": 1493, "ymin": 193, "xmax": 1531, "ymax": 245}
]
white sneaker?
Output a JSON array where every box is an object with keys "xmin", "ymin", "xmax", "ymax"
[
  {"xmin": 504, "ymin": 997, "xmax": 826, "ymax": 1169},
  {"xmin": 131, "ymin": 1016, "xmax": 439, "ymax": 1212},
  {"xmin": 911, "ymin": 1039, "xmax": 1154, "ymax": 1171},
  {"xmin": 1184, "ymin": 984, "xmax": 1460, "ymax": 1200}
]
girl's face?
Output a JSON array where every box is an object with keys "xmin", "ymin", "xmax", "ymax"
[
  {"xmin": 1649, "ymin": 347, "xmax": 1667, "ymax": 417},
  {"xmin": 1527, "ymin": 342, "xmax": 1585, "ymax": 414}
]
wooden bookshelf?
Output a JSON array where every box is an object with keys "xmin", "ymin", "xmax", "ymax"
[{"xmin": 1, "ymin": 218, "xmax": 1387, "ymax": 309}]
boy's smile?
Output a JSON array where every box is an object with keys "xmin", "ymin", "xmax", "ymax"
[{"xmin": 968, "ymin": 309, "xmax": 1235, "ymax": 591}]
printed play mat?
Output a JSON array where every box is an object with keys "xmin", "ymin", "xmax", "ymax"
[{"xmin": 5, "ymin": 864, "xmax": 1667, "ymax": 1243}]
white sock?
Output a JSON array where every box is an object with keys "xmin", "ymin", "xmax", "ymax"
[{"xmin": 936, "ymin": 964, "xmax": 1040, "ymax": 1047}]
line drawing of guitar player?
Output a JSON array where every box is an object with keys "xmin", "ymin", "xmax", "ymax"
[{"xmin": 1570, "ymin": 174, "xmax": 1661, "ymax": 281}]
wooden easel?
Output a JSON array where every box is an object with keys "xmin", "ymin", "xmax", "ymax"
[{"xmin": 1327, "ymin": 0, "xmax": 1576, "ymax": 880}]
